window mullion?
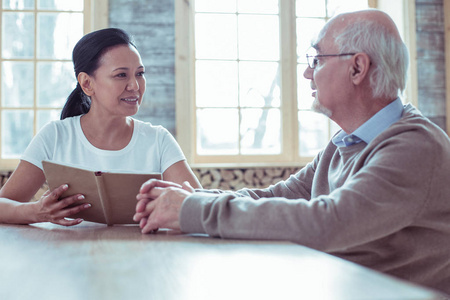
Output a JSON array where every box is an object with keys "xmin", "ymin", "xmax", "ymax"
[
  {"xmin": 279, "ymin": 0, "xmax": 297, "ymax": 162},
  {"xmin": 0, "ymin": 7, "xmax": 3, "ymax": 159},
  {"xmin": 175, "ymin": 0, "xmax": 195, "ymax": 163},
  {"xmin": 33, "ymin": 2, "xmax": 38, "ymax": 136}
]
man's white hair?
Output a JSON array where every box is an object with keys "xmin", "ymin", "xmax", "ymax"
[{"xmin": 334, "ymin": 18, "xmax": 409, "ymax": 100}]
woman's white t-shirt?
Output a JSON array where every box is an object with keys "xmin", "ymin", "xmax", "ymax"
[{"xmin": 21, "ymin": 115, "xmax": 186, "ymax": 173}]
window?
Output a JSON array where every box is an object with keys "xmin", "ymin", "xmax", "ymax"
[
  {"xmin": 0, "ymin": 0, "xmax": 107, "ymax": 170},
  {"xmin": 176, "ymin": 0, "xmax": 416, "ymax": 166}
]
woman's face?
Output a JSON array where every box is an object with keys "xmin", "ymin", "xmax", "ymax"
[{"xmin": 88, "ymin": 44, "xmax": 146, "ymax": 118}]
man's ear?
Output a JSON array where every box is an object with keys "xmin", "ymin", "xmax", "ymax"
[
  {"xmin": 77, "ymin": 72, "xmax": 94, "ymax": 96},
  {"xmin": 349, "ymin": 53, "xmax": 371, "ymax": 86}
]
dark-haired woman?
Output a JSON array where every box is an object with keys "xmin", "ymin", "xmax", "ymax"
[{"xmin": 0, "ymin": 28, "xmax": 200, "ymax": 226}]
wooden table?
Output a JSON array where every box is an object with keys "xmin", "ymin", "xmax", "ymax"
[{"xmin": 0, "ymin": 222, "xmax": 444, "ymax": 300}]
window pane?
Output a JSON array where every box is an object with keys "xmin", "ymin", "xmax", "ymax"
[
  {"xmin": 37, "ymin": 12, "xmax": 83, "ymax": 59},
  {"xmin": 196, "ymin": 60, "xmax": 238, "ymax": 107},
  {"xmin": 38, "ymin": 0, "xmax": 83, "ymax": 11},
  {"xmin": 1, "ymin": 12, "xmax": 34, "ymax": 59},
  {"xmin": 195, "ymin": 0, "xmax": 236, "ymax": 13},
  {"xmin": 296, "ymin": 0, "xmax": 326, "ymax": 18},
  {"xmin": 296, "ymin": 18, "xmax": 326, "ymax": 64},
  {"xmin": 238, "ymin": 0, "xmax": 278, "ymax": 14},
  {"xmin": 297, "ymin": 63, "xmax": 313, "ymax": 110},
  {"xmin": 1, "ymin": 61, "xmax": 34, "ymax": 107},
  {"xmin": 37, "ymin": 109, "xmax": 59, "ymax": 130},
  {"xmin": 327, "ymin": 0, "xmax": 368, "ymax": 17},
  {"xmin": 37, "ymin": 62, "xmax": 75, "ymax": 107},
  {"xmin": 239, "ymin": 61, "xmax": 280, "ymax": 107},
  {"xmin": 241, "ymin": 108, "xmax": 280, "ymax": 154},
  {"xmin": 2, "ymin": 110, "xmax": 33, "ymax": 158},
  {"xmin": 238, "ymin": 14, "xmax": 279, "ymax": 61},
  {"xmin": 298, "ymin": 111, "xmax": 329, "ymax": 157},
  {"xmin": 2, "ymin": 0, "xmax": 34, "ymax": 9},
  {"xmin": 330, "ymin": 120, "xmax": 341, "ymax": 137},
  {"xmin": 195, "ymin": 14, "xmax": 237, "ymax": 60},
  {"xmin": 197, "ymin": 108, "xmax": 239, "ymax": 155}
]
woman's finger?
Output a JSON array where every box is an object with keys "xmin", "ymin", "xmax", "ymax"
[
  {"xmin": 53, "ymin": 217, "xmax": 84, "ymax": 227},
  {"xmin": 53, "ymin": 194, "xmax": 87, "ymax": 211},
  {"xmin": 42, "ymin": 184, "xmax": 69, "ymax": 204}
]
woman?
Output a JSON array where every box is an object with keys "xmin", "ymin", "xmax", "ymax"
[{"xmin": 0, "ymin": 28, "xmax": 200, "ymax": 226}]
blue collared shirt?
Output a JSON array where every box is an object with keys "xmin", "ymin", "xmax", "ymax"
[{"xmin": 332, "ymin": 98, "xmax": 404, "ymax": 147}]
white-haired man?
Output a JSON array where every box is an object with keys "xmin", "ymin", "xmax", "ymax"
[{"xmin": 134, "ymin": 9, "xmax": 450, "ymax": 294}]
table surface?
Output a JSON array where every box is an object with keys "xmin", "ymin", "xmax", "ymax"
[{"xmin": 0, "ymin": 222, "xmax": 445, "ymax": 300}]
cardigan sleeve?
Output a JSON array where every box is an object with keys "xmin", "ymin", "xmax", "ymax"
[{"xmin": 179, "ymin": 126, "xmax": 442, "ymax": 252}]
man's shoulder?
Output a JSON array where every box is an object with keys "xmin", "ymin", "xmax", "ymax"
[
  {"xmin": 371, "ymin": 105, "xmax": 450, "ymax": 158},
  {"xmin": 385, "ymin": 104, "xmax": 447, "ymax": 141}
]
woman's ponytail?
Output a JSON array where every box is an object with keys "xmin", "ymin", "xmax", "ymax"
[{"xmin": 60, "ymin": 83, "xmax": 91, "ymax": 120}]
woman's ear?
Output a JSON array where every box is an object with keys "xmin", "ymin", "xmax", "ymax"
[
  {"xmin": 77, "ymin": 72, "xmax": 94, "ymax": 96},
  {"xmin": 349, "ymin": 53, "xmax": 371, "ymax": 86}
]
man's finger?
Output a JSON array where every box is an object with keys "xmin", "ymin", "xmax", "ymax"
[
  {"xmin": 137, "ymin": 187, "xmax": 167, "ymax": 203},
  {"xmin": 135, "ymin": 198, "xmax": 150, "ymax": 212},
  {"xmin": 181, "ymin": 181, "xmax": 195, "ymax": 193},
  {"xmin": 140, "ymin": 179, "xmax": 182, "ymax": 194},
  {"xmin": 142, "ymin": 217, "xmax": 160, "ymax": 234},
  {"xmin": 139, "ymin": 217, "xmax": 147, "ymax": 229},
  {"xmin": 134, "ymin": 196, "xmax": 158, "ymax": 221}
]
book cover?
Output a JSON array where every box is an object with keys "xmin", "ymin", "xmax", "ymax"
[{"xmin": 42, "ymin": 160, "xmax": 162, "ymax": 225}]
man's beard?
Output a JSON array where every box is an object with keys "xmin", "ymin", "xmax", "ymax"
[{"xmin": 312, "ymin": 97, "xmax": 332, "ymax": 118}]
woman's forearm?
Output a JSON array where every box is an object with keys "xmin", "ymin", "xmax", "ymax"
[{"xmin": 0, "ymin": 198, "xmax": 36, "ymax": 224}]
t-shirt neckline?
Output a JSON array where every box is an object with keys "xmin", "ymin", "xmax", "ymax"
[{"xmin": 74, "ymin": 115, "xmax": 138, "ymax": 155}]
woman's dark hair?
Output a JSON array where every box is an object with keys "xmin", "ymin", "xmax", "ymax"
[{"xmin": 60, "ymin": 28, "xmax": 136, "ymax": 119}]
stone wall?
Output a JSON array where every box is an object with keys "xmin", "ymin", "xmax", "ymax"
[
  {"xmin": 109, "ymin": 0, "xmax": 177, "ymax": 134},
  {"xmin": 415, "ymin": 0, "xmax": 446, "ymax": 129}
]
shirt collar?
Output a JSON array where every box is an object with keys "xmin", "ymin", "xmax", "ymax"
[{"xmin": 332, "ymin": 98, "xmax": 404, "ymax": 147}]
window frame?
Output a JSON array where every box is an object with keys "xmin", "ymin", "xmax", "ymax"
[
  {"xmin": 176, "ymin": 0, "xmax": 418, "ymax": 167},
  {"xmin": 445, "ymin": 0, "xmax": 450, "ymax": 134},
  {"xmin": 0, "ymin": 0, "xmax": 108, "ymax": 171}
]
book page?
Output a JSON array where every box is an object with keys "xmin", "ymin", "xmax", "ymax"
[{"xmin": 100, "ymin": 172, "xmax": 162, "ymax": 224}]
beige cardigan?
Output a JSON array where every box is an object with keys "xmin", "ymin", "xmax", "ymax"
[{"xmin": 180, "ymin": 105, "xmax": 450, "ymax": 294}]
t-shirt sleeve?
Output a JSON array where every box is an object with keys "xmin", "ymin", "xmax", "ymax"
[
  {"xmin": 158, "ymin": 127, "xmax": 186, "ymax": 173},
  {"xmin": 20, "ymin": 122, "xmax": 55, "ymax": 170}
]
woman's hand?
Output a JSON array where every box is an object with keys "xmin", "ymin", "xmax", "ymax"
[{"xmin": 32, "ymin": 184, "xmax": 91, "ymax": 226}]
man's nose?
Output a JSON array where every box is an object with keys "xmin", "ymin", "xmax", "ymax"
[{"xmin": 303, "ymin": 65, "xmax": 313, "ymax": 79}]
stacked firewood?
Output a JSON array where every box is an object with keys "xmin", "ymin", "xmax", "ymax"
[{"xmin": 192, "ymin": 167, "xmax": 300, "ymax": 190}]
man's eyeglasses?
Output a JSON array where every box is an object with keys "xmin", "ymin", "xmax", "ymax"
[{"xmin": 306, "ymin": 53, "xmax": 356, "ymax": 69}]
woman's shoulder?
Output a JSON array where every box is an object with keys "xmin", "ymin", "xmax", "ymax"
[
  {"xmin": 133, "ymin": 118, "xmax": 170, "ymax": 135},
  {"xmin": 37, "ymin": 115, "xmax": 80, "ymax": 135},
  {"xmin": 42, "ymin": 115, "xmax": 80, "ymax": 129}
]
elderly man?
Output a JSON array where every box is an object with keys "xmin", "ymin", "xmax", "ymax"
[{"xmin": 134, "ymin": 9, "xmax": 450, "ymax": 294}]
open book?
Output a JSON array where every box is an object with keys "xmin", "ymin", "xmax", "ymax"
[{"xmin": 42, "ymin": 160, "xmax": 162, "ymax": 226}]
